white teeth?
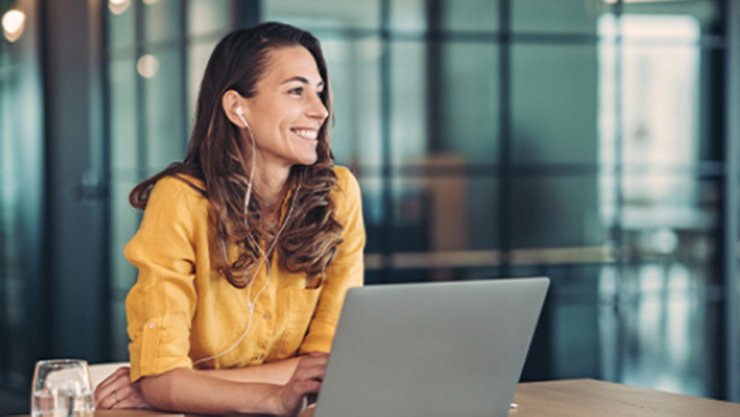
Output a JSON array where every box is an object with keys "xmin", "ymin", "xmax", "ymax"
[{"xmin": 293, "ymin": 129, "xmax": 318, "ymax": 140}]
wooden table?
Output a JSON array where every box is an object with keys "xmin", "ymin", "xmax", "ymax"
[
  {"xmin": 12, "ymin": 379, "xmax": 740, "ymax": 417},
  {"xmin": 509, "ymin": 379, "xmax": 740, "ymax": 416}
]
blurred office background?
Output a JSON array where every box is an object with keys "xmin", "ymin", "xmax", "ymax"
[{"xmin": 1, "ymin": 0, "xmax": 739, "ymax": 412}]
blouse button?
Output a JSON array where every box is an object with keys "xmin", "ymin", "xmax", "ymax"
[
  {"xmin": 263, "ymin": 313, "xmax": 271, "ymax": 320},
  {"xmin": 148, "ymin": 322, "xmax": 155, "ymax": 329}
]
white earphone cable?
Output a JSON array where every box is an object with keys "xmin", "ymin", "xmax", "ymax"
[{"xmin": 193, "ymin": 111, "xmax": 301, "ymax": 366}]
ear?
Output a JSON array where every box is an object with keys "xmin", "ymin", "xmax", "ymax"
[{"xmin": 222, "ymin": 89, "xmax": 249, "ymax": 128}]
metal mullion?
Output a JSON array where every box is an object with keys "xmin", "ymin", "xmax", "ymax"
[
  {"xmin": 180, "ymin": 0, "xmax": 188, "ymax": 153},
  {"xmin": 135, "ymin": 1, "xmax": 147, "ymax": 181},
  {"xmin": 0, "ymin": 40, "xmax": 7, "ymax": 383},
  {"xmin": 497, "ymin": 0, "xmax": 512, "ymax": 274},
  {"xmin": 426, "ymin": 0, "xmax": 442, "ymax": 152},
  {"xmin": 94, "ymin": 0, "xmax": 113, "ymax": 361},
  {"xmin": 380, "ymin": 0, "xmax": 393, "ymax": 282},
  {"xmin": 612, "ymin": 0, "xmax": 625, "ymax": 385}
]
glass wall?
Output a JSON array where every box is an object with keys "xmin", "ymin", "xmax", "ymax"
[
  {"xmin": 102, "ymin": 0, "xmax": 733, "ymax": 400},
  {"xmin": 0, "ymin": 0, "xmax": 45, "ymax": 408}
]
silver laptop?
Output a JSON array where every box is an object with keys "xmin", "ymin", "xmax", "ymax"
[{"xmin": 312, "ymin": 277, "xmax": 550, "ymax": 417}]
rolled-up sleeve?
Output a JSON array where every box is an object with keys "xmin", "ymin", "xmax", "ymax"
[
  {"xmin": 124, "ymin": 177, "xmax": 203, "ymax": 381},
  {"xmin": 299, "ymin": 167, "xmax": 365, "ymax": 353}
]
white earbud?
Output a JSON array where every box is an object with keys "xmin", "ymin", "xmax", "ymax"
[{"xmin": 235, "ymin": 106, "xmax": 250, "ymax": 128}]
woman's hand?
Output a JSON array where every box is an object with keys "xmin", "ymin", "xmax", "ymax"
[
  {"xmin": 269, "ymin": 352, "xmax": 328, "ymax": 416},
  {"xmin": 94, "ymin": 366, "xmax": 150, "ymax": 409}
]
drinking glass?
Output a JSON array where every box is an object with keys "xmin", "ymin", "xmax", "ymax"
[{"xmin": 31, "ymin": 359, "xmax": 95, "ymax": 417}]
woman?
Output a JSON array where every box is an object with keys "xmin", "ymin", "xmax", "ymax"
[{"xmin": 94, "ymin": 22, "xmax": 365, "ymax": 416}]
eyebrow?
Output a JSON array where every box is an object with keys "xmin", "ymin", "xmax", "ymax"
[{"xmin": 281, "ymin": 76, "xmax": 325, "ymax": 88}]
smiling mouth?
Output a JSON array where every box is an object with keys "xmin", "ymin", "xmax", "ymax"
[{"xmin": 292, "ymin": 128, "xmax": 319, "ymax": 141}]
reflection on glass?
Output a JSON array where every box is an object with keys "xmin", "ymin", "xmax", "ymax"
[
  {"xmin": 383, "ymin": 175, "xmax": 500, "ymax": 255},
  {"xmin": 601, "ymin": 262, "xmax": 721, "ymax": 397},
  {"xmin": 621, "ymin": 0, "xmax": 720, "ymax": 32},
  {"xmin": 599, "ymin": 15, "xmax": 701, "ymax": 165},
  {"xmin": 512, "ymin": 0, "xmax": 606, "ymax": 34},
  {"xmin": 511, "ymin": 176, "xmax": 603, "ymax": 249},
  {"xmin": 188, "ymin": 0, "xmax": 230, "ymax": 37},
  {"xmin": 390, "ymin": 0, "xmax": 426, "ymax": 32},
  {"xmin": 511, "ymin": 43, "xmax": 598, "ymax": 165},
  {"xmin": 143, "ymin": 0, "xmax": 181, "ymax": 43},
  {"xmin": 110, "ymin": 57, "xmax": 137, "ymax": 172},
  {"xmin": 143, "ymin": 49, "xmax": 186, "ymax": 173},
  {"xmin": 443, "ymin": 0, "xmax": 500, "ymax": 32},
  {"xmin": 620, "ymin": 176, "xmax": 718, "ymax": 233},
  {"xmin": 107, "ymin": 0, "xmax": 135, "ymax": 50},
  {"xmin": 441, "ymin": 42, "xmax": 499, "ymax": 164},
  {"xmin": 263, "ymin": 0, "xmax": 381, "ymax": 30},
  {"xmin": 322, "ymin": 36, "xmax": 382, "ymax": 168},
  {"xmin": 188, "ymin": 40, "xmax": 220, "ymax": 116},
  {"xmin": 390, "ymin": 41, "xmax": 427, "ymax": 165}
]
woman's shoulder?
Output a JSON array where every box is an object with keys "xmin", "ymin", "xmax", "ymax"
[
  {"xmin": 331, "ymin": 165, "xmax": 361, "ymax": 206},
  {"xmin": 153, "ymin": 174, "xmax": 205, "ymax": 194},
  {"xmin": 148, "ymin": 174, "xmax": 208, "ymax": 211},
  {"xmin": 332, "ymin": 165, "xmax": 359, "ymax": 191}
]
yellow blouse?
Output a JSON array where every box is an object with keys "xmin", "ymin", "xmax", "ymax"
[{"xmin": 124, "ymin": 166, "xmax": 365, "ymax": 382}]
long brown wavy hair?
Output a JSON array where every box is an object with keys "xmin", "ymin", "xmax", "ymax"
[{"xmin": 129, "ymin": 22, "xmax": 343, "ymax": 289}]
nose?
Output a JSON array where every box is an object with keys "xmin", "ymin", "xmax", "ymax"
[{"xmin": 307, "ymin": 90, "xmax": 329, "ymax": 121}]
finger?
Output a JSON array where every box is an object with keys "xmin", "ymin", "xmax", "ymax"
[
  {"xmin": 291, "ymin": 365, "xmax": 325, "ymax": 382},
  {"xmin": 95, "ymin": 378, "xmax": 126, "ymax": 408},
  {"xmin": 96, "ymin": 373, "xmax": 134, "ymax": 409},
  {"xmin": 101, "ymin": 384, "xmax": 136, "ymax": 410},
  {"xmin": 95, "ymin": 367, "xmax": 131, "ymax": 403},
  {"xmin": 111, "ymin": 394, "xmax": 148, "ymax": 410},
  {"xmin": 294, "ymin": 360, "xmax": 327, "ymax": 379},
  {"xmin": 97, "ymin": 393, "xmax": 119, "ymax": 410},
  {"xmin": 112, "ymin": 383, "xmax": 134, "ymax": 401},
  {"xmin": 291, "ymin": 379, "xmax": 323, "ymax": 396},
  {"xmin": 96, "ymin": 367, "xmax": 130, "ymax": 393}
]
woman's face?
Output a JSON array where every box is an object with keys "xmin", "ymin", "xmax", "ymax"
[{"xmin": 242, "ymin": 46, "xmax": 329, "ymax": 172}]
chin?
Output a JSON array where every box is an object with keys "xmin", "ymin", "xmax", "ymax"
[
  {"xmin": 302, "ymin": 156, "xmax": 319, "ymax": 166},
  {"xmin": 297, "ymin": 152, "xmax": 319, "ymax": 166}
]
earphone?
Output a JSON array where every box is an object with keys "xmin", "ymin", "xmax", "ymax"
[
  {"xmin": 234, "ymin": 106, "xmax": 257, "ymax": 225},
  {"xmin": 192, "ymin": 105, "xmax": 300, "ymax": 366}
]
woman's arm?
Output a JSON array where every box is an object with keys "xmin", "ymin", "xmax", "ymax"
[
  {"xmin": 200, "ymin": 355, "xmax": 303, "ymax": 384},
  {"xmin": 140, "ymin": 352, "xmax": 327, "ymax": 415},
  {"xmin": 95, "ymin": 355, "xmax": 306, "ymax": 410}
]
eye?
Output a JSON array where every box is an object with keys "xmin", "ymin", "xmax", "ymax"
[{"xmin": 288, "ymin": 86, "xmax": 304, "ymax": 95}]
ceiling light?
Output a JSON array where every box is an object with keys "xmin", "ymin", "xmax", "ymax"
[
  {"xmin": 137, "ymin": 54, "xmax": 159, "ymax": 79},
  {"xmin": 108, "ymin": 0, "xmax": 131, "ymax": 15},
  {"xmin": 2, "ymin": 9, "xmax": 25, "ymax": 42}
]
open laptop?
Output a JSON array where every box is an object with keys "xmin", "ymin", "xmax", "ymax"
[{"xmin": 311, "ymin": 277, "xmax": 550, "ymax": 417}]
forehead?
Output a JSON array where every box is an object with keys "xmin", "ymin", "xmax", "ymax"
[{"xmin": 259, "ymin": 46, "xmax": 323, "ymax": 85}]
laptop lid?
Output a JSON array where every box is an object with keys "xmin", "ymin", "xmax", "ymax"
[{"xmin": 313, "ymin": 277, "xmax": 550, "ymax": 417}]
